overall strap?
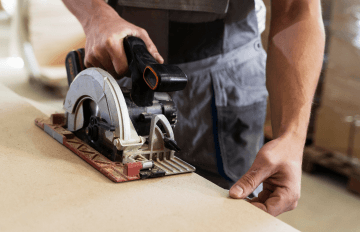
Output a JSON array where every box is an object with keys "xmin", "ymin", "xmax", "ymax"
[
  {"xmin": 115, "ymin": 6, "xmax": 170, "ymax": 63},
  {"xmin": 115, "ymin": 0, "xmax": 229, "ymax": 14}
]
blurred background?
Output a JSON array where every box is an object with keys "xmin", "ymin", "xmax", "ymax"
[
  {"xmin": 0, "ymin": 0, "xmax": 360, "ymax": 231},
  {"xmin": 0, "ymin": 0, "xmax": 85, "ymax": 114}
]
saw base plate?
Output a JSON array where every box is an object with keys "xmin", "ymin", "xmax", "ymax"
[{"xmin": 35, "ymin": 114, "xmax": 195, "ymax": 183}]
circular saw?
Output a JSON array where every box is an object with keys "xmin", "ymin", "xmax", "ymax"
[{"xmin": 35, "ymin": 36, "xmax": 195, "ymax": 182}]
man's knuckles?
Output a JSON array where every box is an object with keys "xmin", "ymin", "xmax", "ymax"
[
  {"xmin": 251, "ymin": 202, "xmax": 268, "ymax": 212},
  {"xmin": 289, "ymin": 191, "xmax": 300, "ymax": 210},
  {"xmin": 138, "ymin": 28, "xmax": 148, "ymax": 37},
  {"xmin": 105, "ymin": 37, "xmax": 117, "ymax": 50},
  {"xmin": 277, "ymin": 188, "xmax": 300, "ymax": 212},
  {"xmin": 84, "ymin": 55, "xmax": 95, "ymax": 67},
  {"xmin": 289, "ymin": 200, "xmax": 298, "ymax": 211},
  {"xmin": 113, "ymin": 61, "xmax": 129, "ymax": 76},
  {"xmin": 92, "ymin": 46, "xmax": 107, "ymax": 60}
]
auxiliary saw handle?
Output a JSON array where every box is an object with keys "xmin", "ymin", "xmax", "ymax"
[
  {"xmin": 65, "ymin": 48, "xmax": 85, "ymax": 86},
  {"xmin": 123, "ymin": 36, "xmax": 188, "ymax": 106}
]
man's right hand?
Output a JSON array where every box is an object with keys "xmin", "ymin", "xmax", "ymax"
[{"xmin": 81, "ymin": 3, "xmax": 164, "ymax": 77}]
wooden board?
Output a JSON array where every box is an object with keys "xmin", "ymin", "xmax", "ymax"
[{"xmin": 0, "ymin": 84, "xmax": 297, "ymax": 232}]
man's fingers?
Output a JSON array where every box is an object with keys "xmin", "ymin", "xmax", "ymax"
[
  {"xmin": 258, "ymin": 189, "xmax": 273, "ymax": 203},
  {"xmin": 138, "ymin": 30, "xmax": 164, "ymax": 64},
  {"xmin": 263, "ymin": 195, "xmax": 285, "ymax": 216},
  {"xmin": 247, "ymin": 192, "xmax": 285, "ymax": 216},
  {"xmin": 92, "ymin": 47, "xmax": 118, "ymax": 76},
  {"xmin": 153, "ymin": 53, "xmax": 164, "ymax": 64},
  {"xmin": 87, "ymin": 27, "xmax": 163, "ymax": 77},
  {"xmin": 251, "ymin": 202, "xmax": 267, "ymax": 212},
  {"xmin": 106, "ymin": 37, "xmax": 128, "ymax": 76},
  {"xmin": 266, "ymin": 188, "xmax": 299, "ymax": 216},
  {"xmin": 256, "ymin": 188, "xmax": 298, "ymax": 216},
  {"xmin": 85, "ymin": 56, "xmax": 104, "ymax": 70},
  {"xmin": 229, "ymin": 167, "xmax": 267, "ymax": 199}
]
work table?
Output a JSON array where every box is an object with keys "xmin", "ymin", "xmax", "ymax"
[{"xmin": 0, "ymin": 84, "xmax": 298, "ymax": 232}]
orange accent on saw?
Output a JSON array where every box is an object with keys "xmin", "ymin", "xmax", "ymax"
[{"xmin": 143, "ymin": 66, "xmax": 159, "ymax": 90}]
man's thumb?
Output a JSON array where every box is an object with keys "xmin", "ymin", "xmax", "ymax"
[{"xmin": 229, "ymin": 168, "xmax": 265, "ymax": 199}]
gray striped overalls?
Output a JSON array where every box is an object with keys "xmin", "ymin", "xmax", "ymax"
[{"xmin": 116, "ymin": 0, "xmax": 268, "ymax": 193}]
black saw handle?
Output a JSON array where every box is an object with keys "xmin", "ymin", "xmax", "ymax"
[
  {"xmin": 65, "ymin": 36, "xmax": 187, "ymax": 106},
  {"xmin": 123, "ymin": 36, "xmax": 187, "ymax": 106}
]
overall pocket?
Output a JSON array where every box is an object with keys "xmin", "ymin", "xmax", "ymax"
[
  {"xmin": 211, "ymin": 49, "xmax": 268, "ymax": 181},
  {"xmin": 216, "ymin": 101, "xmax": 267, "ymax": 181}
]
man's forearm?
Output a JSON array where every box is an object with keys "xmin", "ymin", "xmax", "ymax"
[
  {"xmin": 62, "ymin": 0, "xmax": 117, "ymax": 30},
  {"xmin": 62, "ymin": 0, "xmax": 163, "ymax": 75},
  {"xmin": 267, "ymin": 0, "xmax": 325, "ymax": 140}
]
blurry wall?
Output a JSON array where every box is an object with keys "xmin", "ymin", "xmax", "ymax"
[
  {"xmin": 29, "ymin": 0, "xmax": 85, "ymax": 67},
  {"xmin": 314, "ymin": 0, "xmax": 360, "ymax": 160}
]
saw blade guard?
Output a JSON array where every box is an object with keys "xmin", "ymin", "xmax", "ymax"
[{"xmin": 63, "ymin": 68, "xmax": 144, "ymax": 148}]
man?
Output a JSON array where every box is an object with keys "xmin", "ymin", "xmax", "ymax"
[{"xmin": 62, "ymin": 0, "xmax": 325, "ymax": 216}]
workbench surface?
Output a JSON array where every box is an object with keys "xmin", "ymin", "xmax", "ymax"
[{"xmin": 0, "ymin": 84, "xmax": 298, "ymax": 232}]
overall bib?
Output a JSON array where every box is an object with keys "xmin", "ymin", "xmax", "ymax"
[{"xmin": 115, "ymin": 0, "xmax": 268, "ymax": 192}]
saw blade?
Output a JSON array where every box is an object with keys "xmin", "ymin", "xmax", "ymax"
[{"xmin": 63, "ymin": 68, "xmax": 144, "ymax": 160}]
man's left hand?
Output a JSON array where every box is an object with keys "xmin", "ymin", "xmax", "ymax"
[{"xmin": 229, "ymin": 134, "xmax": 304, "ymax": 216}]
